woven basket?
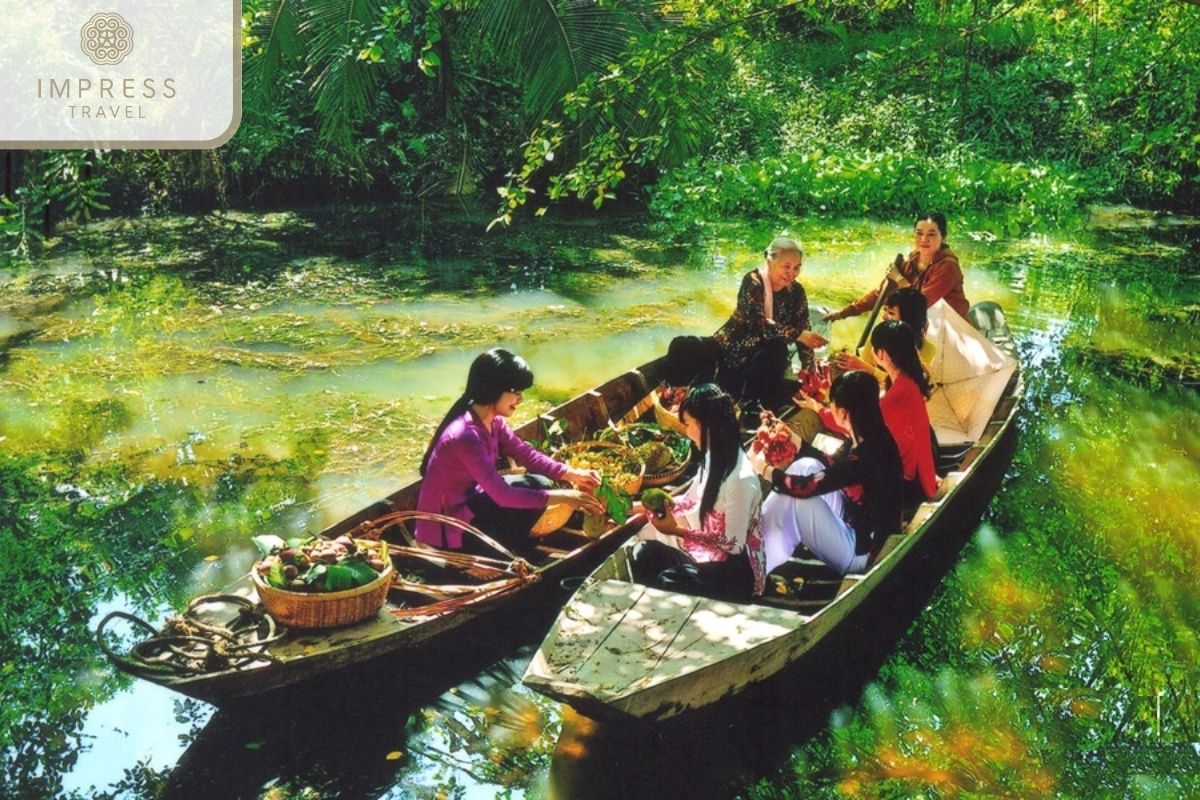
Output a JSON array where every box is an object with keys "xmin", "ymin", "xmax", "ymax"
[
  {"xmin": 600, "ymin": 421, "xmax": 693, "ymax": 489},
  {"xmin": 253, "ymin": 539, "xmax": 393, "ymax": 629},
  {"xmin": 553, "ymin": 441, "xmax": 645, "ymax": 496},
  {"xmin": 530, "ymin": 503, "xmax": 574, "ymax": 537},
  {"xmin": 642, "ymin": 457, "xmax": 692, "ymax": 488}
]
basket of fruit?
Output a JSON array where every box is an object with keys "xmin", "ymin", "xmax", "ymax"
[
  {"xmin": 552, "ymin": 441, "xmax": 645, "ymax": 497},
  {"xmin": 251, "ymin": 534, "xmax": 394, "ymax": 629},
  {"xmin": 599, "ymin": 423, "xmax": 693, "ymax": 488}
]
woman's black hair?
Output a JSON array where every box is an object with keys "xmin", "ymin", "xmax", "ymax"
[
  {"xmin": 828, "ymin": 370, "xmax": 889, "ymax": 445},
  {"xmin": 883, "ymin": 287, "xmax": 928, "ymax": 349},
  {"xmin": 678, "ymin": 383, "xmax": 741, "ymax": 523},
  {"xmin": 871, "ymin": 320, "xmax": 932, "ymax": 398},
  {"xmin": 420, "ymin": 348, "xmax": 534, "ymax": 476},
  {"xmin": 915, "ymin": 211, "xmax": 948, "ymax": 244}
]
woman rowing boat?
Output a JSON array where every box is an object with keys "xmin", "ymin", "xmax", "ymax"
[{"xmin": 824, "ymin": 212, "xmax": 970, "ymax": 322}]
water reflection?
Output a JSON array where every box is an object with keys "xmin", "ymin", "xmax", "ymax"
[
  {"xmin": 153, "ymin": 613, "xmax": 565, "ymax": 799},
  {"xmin": 3, "ymin": 211, "xmax": 1199, "ymax": 798}
]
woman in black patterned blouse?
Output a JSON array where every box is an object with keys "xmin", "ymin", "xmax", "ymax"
[{"xmin": 712, "ymin": 236, "xmax": 827, "ymax": 414}]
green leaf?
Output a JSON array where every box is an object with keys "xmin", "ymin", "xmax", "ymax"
[
  {"xmin": 595, "ymin": 477, "xmax": 632, "ymax": 524},
  {"xmin": 305, "ymin": 563, "xmax": 328, "ymax": 585},
  {"xmin": 267, "ymin": 558, "xmax": 287, "ymax": 589},
  {"xmin": 324, "ymin": 563, "xmax": 354, "ymax": 591},
  {"xmin": 342, "ymin": 559, "xmax": 381, "ymax": 586},
  {"xmin": 252, "ymin": 534, "xmax": 287, "ymax": 555}
]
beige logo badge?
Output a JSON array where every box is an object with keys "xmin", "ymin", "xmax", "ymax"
[{"xmin": 80, "ymin": 12, "xmax": 134, "ymax": 66}]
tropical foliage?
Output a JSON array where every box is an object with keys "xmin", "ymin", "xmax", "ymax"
[{"xmin": 2, "ymin": 0, "xmax": 1199, "ymax": 253}]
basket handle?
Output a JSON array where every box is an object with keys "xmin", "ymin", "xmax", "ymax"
[{"xmin": 357, "ymin": 510, "xmax": 523, "ymax": 563}]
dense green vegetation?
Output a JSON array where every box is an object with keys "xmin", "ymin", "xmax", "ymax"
[
  {"xmin": 4, "ymin": 0, "xmax": 1200, "ymax": 262},
  {"xmin": 2, "ymin": 2, "xmax": 1198, "ymax": 795}
]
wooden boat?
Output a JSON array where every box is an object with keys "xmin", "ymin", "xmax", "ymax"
[
  {"xmin": 521, "ymin": 302, "xmax": 1024, "ymax": 722},
  {"xmin": 98, "ymin": 358, "xmax": 690, "ymax": 707}
]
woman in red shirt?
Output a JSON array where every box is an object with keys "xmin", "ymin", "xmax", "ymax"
[{"xmin": 870, "ymin": 320, "xmax": 938, "ymax": 507}]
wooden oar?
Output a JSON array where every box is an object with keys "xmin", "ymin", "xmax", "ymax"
[{"xmin": 854, "ymin": 252, "xmax": 905, "ymax": 356}]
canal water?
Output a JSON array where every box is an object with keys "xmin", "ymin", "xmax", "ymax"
[{"xmin": 1, "ymin": 207, "xmax": 1197, "ymax": 798}]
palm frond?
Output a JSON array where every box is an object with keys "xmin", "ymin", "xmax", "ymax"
[
  {"xmin": 243, "ymin": 0, "xmax": 305, "ymax": 106},
  {"xmin": 301, "ymin": 0, "xmax": 390, "ymax": 145},
  {"xmin": 469, "ymin": 0, "xmax": 666, "ymax": 123},
  {"xmin": 244, "ymin": 0, "xmax": 390, "ymax": 146}
]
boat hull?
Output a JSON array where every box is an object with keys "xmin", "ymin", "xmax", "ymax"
[
  {"xmin": 523, "ymin": 302, "xmax": 1023, "ymax": 721},
  {"xmin": 107, "ymin": 360, "xmax": 676, "ymax": 706},
  {"xmin": 525, "ymin": 414, "xmax": 1018, "ymax": 721}
]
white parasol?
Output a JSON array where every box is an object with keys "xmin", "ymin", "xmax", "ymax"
[{"xmin": 924, "ymin": 300, "xmax": 1018, "ymax": 446}]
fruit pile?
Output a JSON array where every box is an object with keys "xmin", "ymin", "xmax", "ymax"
[
  {"xmin": 657, "ymin": 384, "xmax": 687, "ymax": 413},
  {"xmin": 797, "ymin": 360, "xmax": 832, "ymax": 403},
  {"xmin": 601, "ymin": 422, "xmax": 692, "ymax": 474},
  {"xmin": 252, "ymin": 534, "xmax": 388, "ymax": 593},
  {"xmin": 751, "ymin": 411, "xmax": 798, "ymax": 469},
  {"xmin": 556, "ymin": 444, "xmax": 642, "ymax": 488}
]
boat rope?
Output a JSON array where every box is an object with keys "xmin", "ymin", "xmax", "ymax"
[{"xmin": 96, "ymin": 594, "xmax": 285, "ymax": 677}]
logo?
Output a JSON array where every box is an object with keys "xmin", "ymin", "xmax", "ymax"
[
  {"xmin": 80, "ymin": 13, "xmax": 134, "ymax": 66},
  {"xmin": 3, "ymin": 0, "xmax": 240, "ymax": 147}
]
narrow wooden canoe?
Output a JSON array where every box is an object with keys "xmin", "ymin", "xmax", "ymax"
[
  {"xmin": 522, "ymin": 303, "xmax": 1024, "ymax": 722},
  {"xmin": 102, "ymin": 357, "xmax": 685, "ymax": 706}
]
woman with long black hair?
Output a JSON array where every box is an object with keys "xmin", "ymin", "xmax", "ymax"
[
  {"xmin": 416, "ymin": 348, "xmax": 604, "ymax": 551},
  {"xmin": 630, "ymin": 384, "xmax": 765, "ymax": 600},
  {"xmin": 870, "ymin": 320, "xmax": 938, "ymax": 507},
  {"xmin": 755, "ymin": 370, "xmax": 904, "ymax": 576}
]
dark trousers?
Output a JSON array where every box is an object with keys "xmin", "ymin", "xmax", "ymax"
[
  {"xmin": 720, "ymin": 339, "xmax": 792, "ymax": 412},
  {"xmin": 464, "ymin": 473, "xmax": 554, "ymax": 559},
  {"xmin": 629, "ymin": 539, "xmax": 754, "ymax": 602},
  {"xmin": 901, "ymin": 476, "xmax": 929, "ymax": 511}
]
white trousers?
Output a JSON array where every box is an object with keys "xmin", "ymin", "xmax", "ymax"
[{"xmin": 761, "ymin": 457, "xmax": 869, "ymax": 576}]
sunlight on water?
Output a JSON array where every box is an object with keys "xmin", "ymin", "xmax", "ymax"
[
  {"xmin": 1051, "ymin": 389, "xmax": 1200, "ymax": 619},
  {"xmin": 0, "ymin": 311, "xmax": 19, "ymax": 339},
  {"xmin": 1, "ymin": 222, "xmax": 1033, "ymax": 512},
  {"xmin": 6, "ymin": 214, "xmax": 1200, "ymax": 800}
]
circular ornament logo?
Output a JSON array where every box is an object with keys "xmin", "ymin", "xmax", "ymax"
[{"xmin": 80, "ymin": 13, "xmax": 134, "ymax": 66}]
